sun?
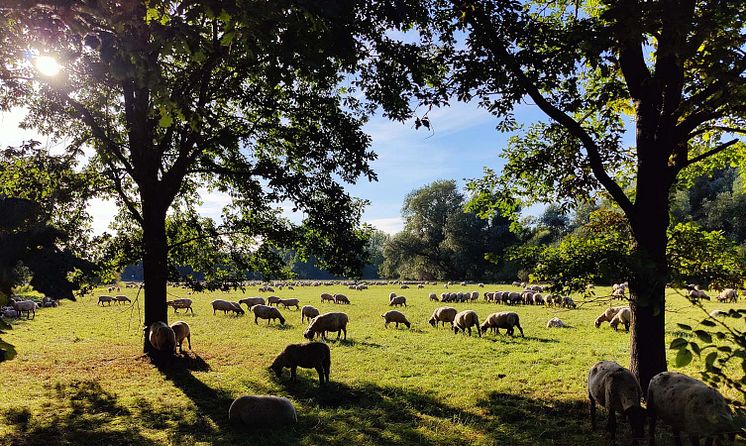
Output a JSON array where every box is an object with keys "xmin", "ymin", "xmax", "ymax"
[{"xmin": 34, "ymin": 55, "xmax": 61, "ymax": 77}]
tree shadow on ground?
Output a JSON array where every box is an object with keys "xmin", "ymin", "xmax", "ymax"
[{"xmin": 1, "ymin": 380, "xmax": 157, "ymax": 446}]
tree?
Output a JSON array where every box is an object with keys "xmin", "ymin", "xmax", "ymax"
[
  {"xmin": 3, "ymin": 1, "xmax": 425, "ymax": 352},
  {"xmin": 420, "ymin": 0, "xmax": 746, "ymax": 390}
]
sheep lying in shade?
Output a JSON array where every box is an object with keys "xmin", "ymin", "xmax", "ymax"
[
  {"xmin": 595, "ymin": 306, "xmax": 628, "ymax": 328},
  {"xmin": 381, "ymin": 310, "xmax": 411, "ymax": 329},
  {"xmin": 270, "ymin": 342, "xmax": 331, "ymax": 385},
  {"xmin": 238, "ymin": 297, "xmax": 265, "ymax": 309},
  {"xmin": 170, "ymin": 321, "xmax": 191, "ymax": 353},
  {"xmin": 453, "ymin": 310, "xmax": 481, "ymax": 337},
  {"xmin": 428, "ymin": 307, "xmax": 457, "ymax": 328},
  {"xmin": 647, "ymin": 372, "xmax": 736, "ymax": 446},
  {"xmin": 148, "ymin": 321, "xmax": 177, "ymax": 353},
  {"xmin": 481, "ymin": 312, "xmax": 524, "ymax": 336},
  {"xmin": 587, "ymin": 361, "xmax": 645, "ymax": 446},
  {"xmin": 389, "ymin": 296, "xmax": 407, "ymax": 307},
  {"xmin": 546, "ymin": 317, "xmax": 568, "ymax": 328},
  {"xmin": 609, "ymin": 307, "xmax": 632, "ymax": 332},
  {"xmin": 228, "ymin": 395, "xmax": 297, "ymax": 427},
  {"xmin": 301, "ymin": 305, "xmax": 320, "ymax": 323},
  {"xmin": 251, "ymin": 304, "xmax": 286, "ymax": 325},
  {"xmin": 303, "ymin": 312, "xmax": 348, "ymax": 341},
  {"xmin": 278, "ymin": 298, "xmax": 300, "ymax": 310}
]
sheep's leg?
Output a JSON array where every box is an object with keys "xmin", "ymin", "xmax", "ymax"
[
  {"xmin": 606, "ymin": 409, "xmax": 616, "ymax": 446},
  {"xmin": 187, "ymin": 335, "xmax": 191, "ymax": 350},
  {"xmin": 517, "ymin": 323, "xmax": 524, "ymax": 337},
  {"xmin": 315, "ymin": 365, "xmax": 324, "ymax": 385},
  {"xmin": 254, "ymin": 316, "xmax": 258, "ymax": 324},
  {"xmin": 589, "ymin": 395, "xmax": 596, "ymax": 430},
  {"xmin": 342, "ymin": 327, "xmax": 347, "ymax": 340}
]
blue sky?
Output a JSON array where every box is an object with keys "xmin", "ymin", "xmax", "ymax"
[{"xmin": 0, "ymin": 101, "xmax": 550, "ymax": 235}]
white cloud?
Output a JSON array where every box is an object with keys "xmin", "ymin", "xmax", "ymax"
[
  {"xmin": 366, "ymin": 217, "xmax": 404, "ymax": 235},
  {"xmin": 87, "ymin": 197, "xmax": 118, "ymax": 234}
]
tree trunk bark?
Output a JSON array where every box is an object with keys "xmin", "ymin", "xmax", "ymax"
[{"xmin": 141, "ymin": 197, "xmax": 169, "ymax": 354}]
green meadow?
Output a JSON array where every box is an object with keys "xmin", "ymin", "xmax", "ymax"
[{"xmin": 0, "ymin": 284, "xmax": 743, "ymax": 445}]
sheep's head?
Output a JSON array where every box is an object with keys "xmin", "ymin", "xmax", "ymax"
[
  {"xmin": 269, "ymin": 359, "xmax": 284, "ymax": 378},
  {"xmin": 428, "ymin": 317, "xmax": 436, "ymax": 327},
  {"xmin": 594, "ymin": 318, "xmax": 602, "ymax": 328},
  {"xmin": 303, "ymin": 328, "xmax": 314, "ymax": 340}
]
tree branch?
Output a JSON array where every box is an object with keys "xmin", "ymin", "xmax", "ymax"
[{"xmin": 680, "ymin": 138, "xmax": 740, "ymax": 169}]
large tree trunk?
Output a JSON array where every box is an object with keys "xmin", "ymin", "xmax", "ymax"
[{"xmin": 141, "ymin": 196, "xmax": 169, "ymax": 354}]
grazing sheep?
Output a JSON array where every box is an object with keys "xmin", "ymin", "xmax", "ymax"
[
  {"xmin": 453, "ymin": 310, "xmax": 481, "ymax": 337},
  {"xmin": 228, "ymin": 395, "xmax": 297, "ymax": 426},
  {"xmin": 239, "ymin": 297, "xmax": 265, "ymax": 309},
  {"xmin": 278, "ymin": 298, "xmax": 300, "ymax": 310},
  {"xmin": 389, "ymin": 296, "xmax": 407, "ymax": 307},
  {"xmin": 428, "ymin": 307, "xmax": 458, "ymax": 328},
  {"xmin": 429, "ymin": 293, "xmax": 439, "ymax": 302},
  {"xmin": 270, "ymin": 342, "xmax": 331, "ymax": 385},
  {"xmin": 167, "ymin": 298, "xmax": 194, "ymax": 315},
  {"xmin": 587, "ymin": 361, "xmax": 645, "ymax": 446},
  {"xmin": 480, "ymin": 312, "xmax": 524, "ymax": 336},
  {"xmin": 688, "ymin": 289, "xmax": 711, "ymax": 301},
  {"xmin": 716, "ymin": 288, "xmax": 738, "ymax": 303},
  {"xmin": 267, "ymin": 296, "xmax": 281, "ymax": 306},
  {"xmin": 562, "ymin": 296, "xmax": 577, "ymax": 309},
  {"xmin": 10, "ymin": 300, "xmax": 36, "ymax": 319},
  {"xmin": 320, "ymin": 293, "xmax": 335, "ymax": 303},
  {"xmin": 170, "ymin": 321, "xmax": 191, "ymax": 353},
  {"xmin": 148, "ymin": 321, "xmax": 177, "ymax": 353},
  {"xmin": 98, "ymin": 295, "xmax": 114, "ymax": 306},
  {"xmin": 595, "ymin": 306, "xmax": 628, "ymax": 328},
  {"xmin": 388, "ymin": 292, "xmax": 397, "ymax": 302},
  {"xmin": 301, "ymin": 305, "xmax": 320, "ymax": 323},
  {"xmin": 532, "ymin": 293, "xmax": 545, "ymax": 305},
  {"xmin": 211, "ymin": 299, "xmax": 244, "ymax": 316},
  {"xmin": 647, "ymin": 372, "xmax": 736, "ymax": 446},
  {"xmin": 251, "ymin": 304, "xmax": 286, "ymax": 325},
  {"xmin": 333, "ymin": 294, "xmax": 350, "ymax": 305},
  {"xmin": 114, "ymin": 295, "xmax": 131, "ymax": 304},
  {"xmin": 507, "ymin": 292, "xmax": 522, "ymax": 305},
  {"xmin": 470, "ymin": 291, "xmax": 479, "ymax": 301},
  {"xmin": 546, "ymin": 317, "xmax": 568, "ymax": 328},
  {"xmin": 609, "ymin": 307, "xmax": 632, "ymax": 332},
  {"xmin": 303, "ymin": 312, "xmax": 348, "ymax": 341},
  {"xmin": 381, "ymin": 310, "xmax": 411, "ymax": 329}
]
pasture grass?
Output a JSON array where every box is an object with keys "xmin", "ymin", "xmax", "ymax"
[{"xmin": 0, "ymin": 284, "xmax": 743, "ymax": 445}]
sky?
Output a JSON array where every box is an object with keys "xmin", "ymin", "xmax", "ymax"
[{"xmin": 0, "ymin": 101, "xmax": 549, "ymax": 235}]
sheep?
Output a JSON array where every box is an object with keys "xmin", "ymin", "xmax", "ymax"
[
  {"xmin": 480, "ymin": 312, "xmax": 524, "ymax": 336},
  {"xmin": 270, "ymin": 342, "xmax": 331, "ymax": 385},
  {"xmin": 595, "ymin": 306, "xmax": 628, "ymax": 328},
  {"xmin": 609, "ymin": 307, "xmax": 632, "ymax": 332},
  {"xmin": 278, "ymin": 298, "xmax": 300, "ymax": 310},
  {"xmin": 114, "ymin": 295, "xmax": 131, "ymax": 304},
  {"xmin": 400, "ymin": 284, "xmax": 409, "ymax": 289},
  {"xmin": 389, "ymin": 296, "xmax": 407, "ymax": 307},
  {"xmin": 10, "ymin": 300, "xmax": 36, "ymax": 319},
  {"xmin": 381, "ymin": 310, "xmax": 411, "ymax": 329},
  {"xmin": 587, "ymin": 361, "xmax": 645, "ymax": 446},
  {"xmin": 547, "ymin": 317, "xmax": 568, "ymax": 328},
  {"xmin": 228, "ymin": 395, "xmax": 297, "ymax": 426},
  {"xmin": 170, "ymin": 321, "xmax": 191, "ymax": 353},
  {"xmin": 716, "ymin": 288, "xmax": 738, "ymax": 303},
  {"xmin": 709, "ymin": 309, "xmax": 730, "ymax": 318},
  {"xmin": 333, "ymin": 294, "xmax": 350, "ymax": 305},
  {"xmin": 532, "ymin": 293, "xmax": 545, "ymax": 305},
  {"xmin": 562, "ymin": 296, "xmax": 577, "ymax": 309},
  {"xmin": 303, "ymin": 312, "xmax": 348, "ymax": 341},
  {"xmin": 470, "ymin": 291, "xmax": 479, "ymax": 301},
  {"xmin": 211, "ymin": 299, "xmax": 244, "ymax": 316},
  {"xmin": 267, "ymin": 296, "xmax": 281, "ymax": 306},
  {"xmin": 301, "ymin": 305, "xmax": 320, "ymax": 323},
  {"xmin": 251, "ymin": 304, "xmax": 286, "ymax": 325},
  {"xmin": 238, "ymin": 296, "xmax": 265, "ymax": 309},
  {"xmin": 166, "ymin": 298, "xmax": 194, "ymax": 315},
  {"xmin": 688, "ymin": 289, "xmax": 711, "ymax": 301},
  {"xmin": 507, "ymin": 292, "xmax": 522, "ymax": 305},
  {"xmin": 453, "ymin": 310, "xmax": 481, "ymax": 337},
  {"xmin": 148, "ymin": 321, "xmax": 177, "ymax": 353},
  {"xmin": 320, "ymin": 293, "xmax": 335, "ymax": 303},
  {"xmin": 389, "ymin": 292, "xmax": 397, "ymax": 302},
  {"xmin": 521, "ymin": 290, "xmax": 535, "ymax": 305},
  {"xmin": 647, "ymin": 372, "xmax": 736, "ymax": 446},
  {"xmin": 428, "ymin": 307, "xmax": 458, "ymax": 328},
  {"xmin": 429, "ymin": 293, "xmax": 439, "ymax": 302},
  {"xmin": 98, "ymin": 295, "xmax": 114, "ymax": 306}
]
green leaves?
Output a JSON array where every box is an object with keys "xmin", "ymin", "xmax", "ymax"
[
  {"xmin": 670, "ymin": 338, "xmax": 688, "ymax": 349},
  {"xmin": 676, "ymin": 348, "xmax": 693, "ymax": 367}
]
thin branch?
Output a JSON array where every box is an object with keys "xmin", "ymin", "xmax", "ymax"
[{"xmin": 680, "ymin": 138, "xmax": 740, "ymax": 169}]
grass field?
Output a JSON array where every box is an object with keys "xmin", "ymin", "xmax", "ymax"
[{"xmin": 0, "ymin": 284, "xmax": 743, "ymax": 445}]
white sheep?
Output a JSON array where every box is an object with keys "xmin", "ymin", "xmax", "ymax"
[
  {"xmin": 546, "ymin": 317, "xmax": 569, "ymax": 328},
  {"xmin": 609, "ymin": 307, "xmax": 632, "ymax": 332},
  {"xmin": 381, "ymin": 310, "xmax": 411, "ymax": 329},
  {"xmin": 716, "ymin": 288, "xmax": 737, "ymax": 303},
  {"xmin": 303, "ymin": 312, "xmax": 348, "ymax": 341},
  {"xmin": 648, "ymin": 372, "xmax": 736, "ymax": 446},
  {"xmin": 587, "ymin": 361, "xmax": 645, "ymax": 446},
  {"xmin": 389, "ymin": 296, "xmax": 407, "ymax": 307},
  {"xmin": 228, "ymin": 395, "xmax": 297, "ymax": 426},
  {"xmin": 595, "ymin": 306, "xmax": 628, "ymax": 328},
  {"xmin": 301, "ymin": 305, "xmax": 320, "ymax": 323},
  {"xmin": 11, "ymin": 300, "xmax": 37, "ymax": 319},
  {"xmin": 148, "ymin": 321, "xmax": 177, "ymax": 353},
  {"xmin": 453, "ymin": 310, "xmax": 481, "ymax": 337},
  {"xmin": 481, "ymin": 312, "xmax": 524, "ymax": 336},
  {"xmin": 428, "ymin": 307, "xmax": 458, "ymax": 328},
  {"xmin": 251, "ymin": 304, "xmax": 286, "ymax": 325},
  {"xmin": 170, "ymin": 321, "xmax": 191, "ymax": 353}
]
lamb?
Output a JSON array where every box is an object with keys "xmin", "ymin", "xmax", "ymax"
[
  {"xmin": 547, "ymin": 317, "xmax": 568, "ymax": 328},
  {"xmin": 228, "ymin": 395, "xmax": 297, "ymax": 426},
  {"xmin": 301, "ymin": 305, "xmax": 320, "ymax": 323},
  {"xmin": 320, "ymin": 293, "xmax": 335, "ymax": 303},
  {"xmin": 480, "ymin": 312, "xmax": 524, "ymax": 336},
  {"xmin": 148, "ymin": 321, "xmax": 177, "ymax": 353},
  {"xmin": 587, "ymin": 361, "xmax": 645, "ymax": 446},
  {"xmin": 333, "ymin": 294, "xmax": 350, "ymax": 304},
  {"xmin": 429, "ymin": 293, "xmax": 439, "ymax": 302},
  {"xmin": 716, "ymin": 288, "xmax": 738, "ymax": 303},
  {"xmin": 170, "ymin": 321, "xmax": 191, "ymax": 353},
  {"xmin": 428, "ymin": 307, "xmax": 458, "ymax": 328},
  {"xmin": 211, "ymin": 299, "xmax": 244, "ymax": 316},
  {"xmin": 10, "ymin": 300, "xmax": 36, "ymax": 319},
  {"xmin": 251, "ymin": 304, "xmax": 286, "ymax": 325},
  {"xmin": 238, "ymin": 297, "xmax": 265, "ymax": 309},
  {"xmin": 609, "ymin": 307, "xmax": 632, "ymax": 332},
  {"xmin": 381, "ymin": 310, "xmax": 411, "ymax": 329},
  {"xmin": 303, "ymin": 312, "xmax": 348, "ymax": 341},
  {"xmin": 453, "ymin": 310, "xmax": 481, "ymax": 337},
  {"xmin": 647, "ymin": 372, "xmax": 736, "ymax": 446},
  {"xmin": 595, "ymin": 306, "xmax": 628, "ymax": 328},
  {"xmin": 98, "ymin": 295, "xmax": 114, "ymax": 306},
  {"xmin": 389, "ymin": 296, "xmax": 407, "ymax": 307},
  {"xmin": 267, "ymin": 296, "xmax": 281, "ymax": 306},
  {"xmin": 270, "ymin": 342, "xmax": 331, "ymax": 385},
  {"xmin": 278, "ymin": 298, "xmax": 300, "ymax": 310},
  {"xmin": 114, "ymin": 295, "xmax": 131, "ymax": 304}
]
